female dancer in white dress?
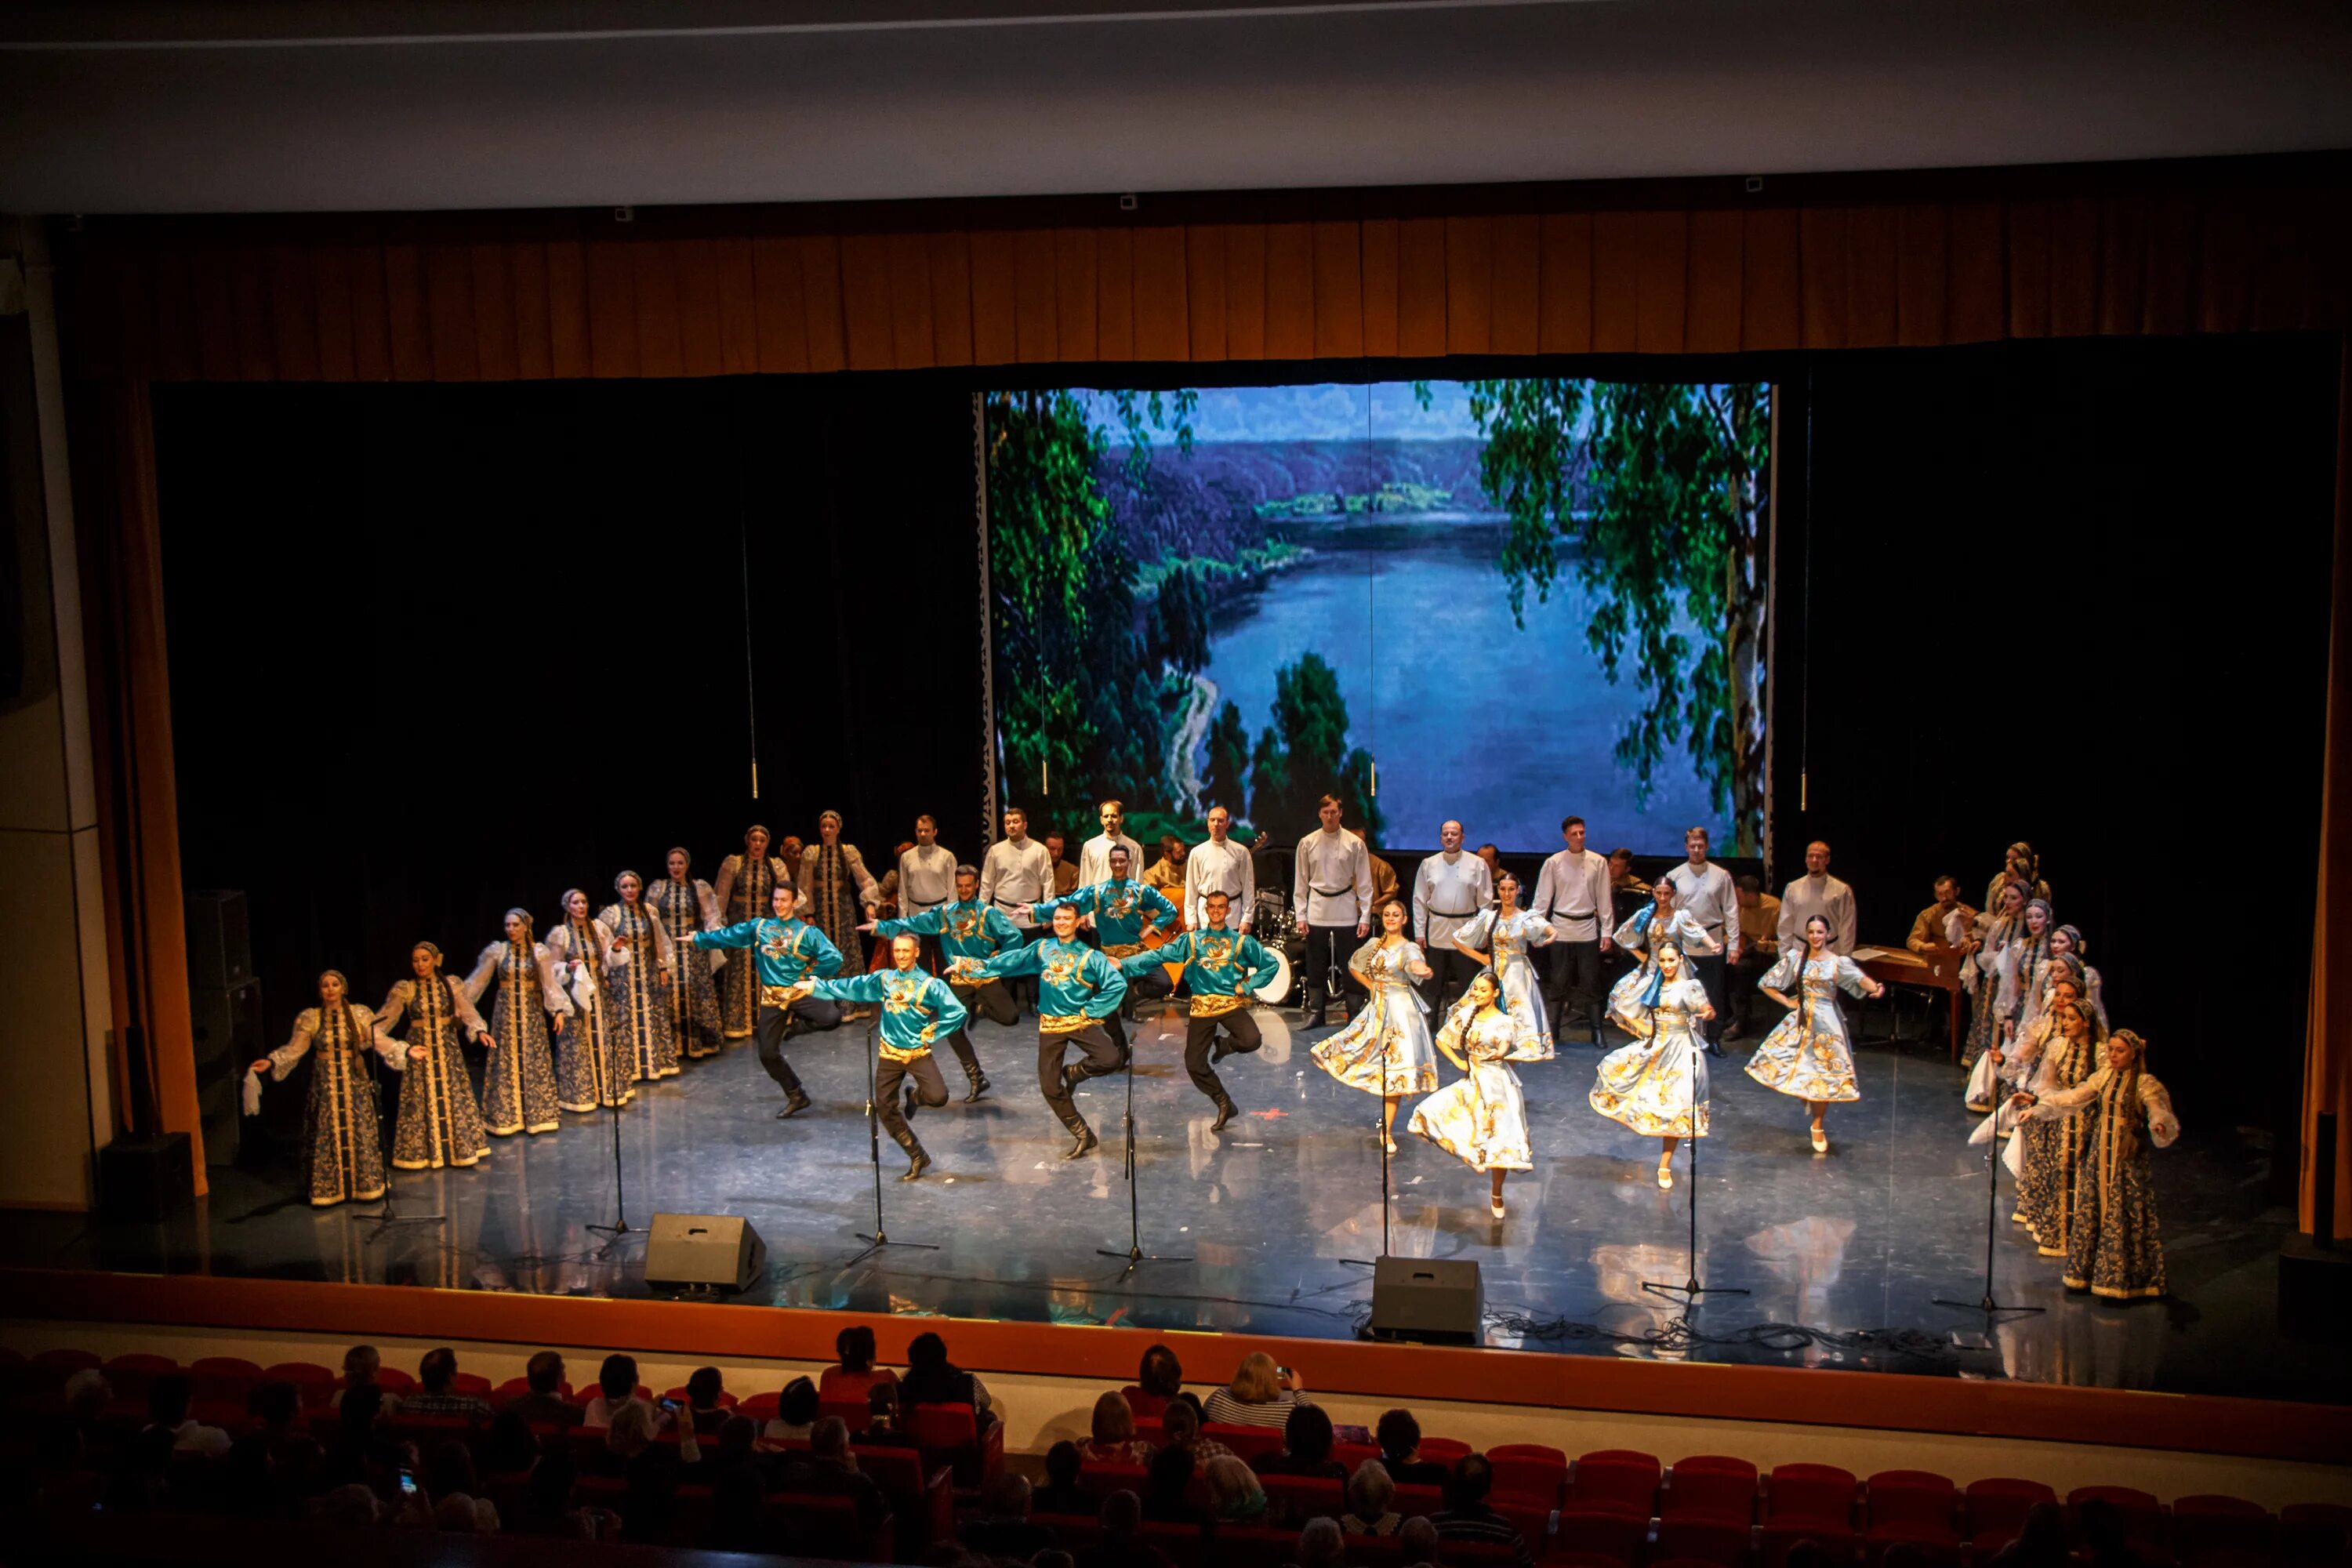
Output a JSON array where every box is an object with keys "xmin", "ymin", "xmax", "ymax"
[
  {"xmin": 1451, "ymin": 872, "xmax": 1556, "ymax": 1051},
  {"xmin": 1310, "ymin": 898, "xmax": 1438, "ymax": 1152},
  {"xmin": 1606, "ymin": 880, "xmax": 1720, "ymax": 1035},
  {"xmin": 2048, "ymin": 924, "xmax": 2107, "ymax": 1029},
  {"xmin": 1589, "ymin": 940, "xmax": 1715, "ymax": 1190},
  {"xmin": 651, "ymin": 848, "xmax": 725, "ymax": 1061},
  {"xmin": 600, "ymin": 870, "xmax": 680, "ymax": 1083},
  {"xmin": 462, "ymin": 909, "xmax": 572, "ymax": 1138},
  {"xmin": 1994, "ymin": 897, "xmax": 2056, "ymax": 1059},
  {"xmin": 1748, "ymin": 913, "xmax": 1884, "ymax": 1153},
  {"xmin": 2011, "ymin": 1028, "xmax": 2179, "ymax": 1299},
  {"xmin": 1962, "ymin": 880, "xmax": 2028, "ymax": 1087},
  {"xmin": 1408, "ymin": 969, "xmax": 1552, "ymax": 1219},
  {"xmin": 248, "ymin": 970, "xmax": 397, "ymax": 1207},
  {"xmin": 545, "ymin": 889, "xmax": 630, "ymax": 1112}
]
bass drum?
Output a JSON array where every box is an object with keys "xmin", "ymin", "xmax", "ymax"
[{"xmin": 1254, "ymin": 946, "xmax": 1295, "ymax": 1006}]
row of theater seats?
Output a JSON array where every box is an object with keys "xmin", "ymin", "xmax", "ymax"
[{"xmin": 10, "ymin": 1348, "xmax": 2350, "ymax": 1567}]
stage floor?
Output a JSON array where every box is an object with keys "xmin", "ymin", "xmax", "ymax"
[{"xmin": 13, "ymin": 1001, "xmax": 2339, "ymax": 1403}]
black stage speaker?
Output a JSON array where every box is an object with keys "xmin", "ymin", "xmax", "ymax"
[
  {"xmin": 184, "ymin": 890, "xmax": 253, "ymax": 989},
  {"xmin": 644, "ymin": 1213, "xmax": 767, "ymax": 1292},
  {"xmin": 1368, "ymin": 1256, "xmax": 1484, "ymax": 1345}
]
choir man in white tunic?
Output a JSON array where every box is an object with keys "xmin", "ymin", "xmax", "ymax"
[
  {"xmin": 1413, "ymin": 819, "xmax": 1494, "ymax": 1015},
  {"xmin": 897, "ymin": 814, "xmax": 960, "ymax": 970},
  {"xmin": 979, "ymin": 806, "xmax": 1054, "ymax": 1012},
  {"xmin": 1777, "ymin": 840, "xmax": 1859, "ymax": 955},
  {"xmin": 1185, "ymin": 804, "xmax": 1257, "ymax": 934},
  {"xmin": 1657, "ymin": 825, "xmax": 1740, "ymax": 1051},
  {"xmin": 1076, "ymin": 798, "xmax": 1146, "ymax": 890},
  {"xmin": 1531, "ymin": 815, "xmax": 1613, "ymax": 1045},
  {"xmin": 1293, "ymin": 795, "xmax": 1372, "ymax": 1025}
]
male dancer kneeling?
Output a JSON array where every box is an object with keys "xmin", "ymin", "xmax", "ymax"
[
  {"xmin": 1116, "ymin": 889, "xmax": 1279, "ymax": 1131},
  {"xmin": 866, "ymin": 862, "xmax": 1018, "ymax": 1102},
  {"xmin": 953, "ymin": 902, "xmax": 1127, "ymax": 1160},
  {"xmin": 788, "ymin": 935, "xmax": 969, "ymax": 1181},
  {"xmin": 682, "ymin": 882, "xmax": 841, "ymax": 1119}
]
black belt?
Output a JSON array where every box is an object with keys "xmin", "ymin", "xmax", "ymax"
[
  {"xmin": 1308, "ymin": 886, "xmax": 1355, "ymax": 897},
  {"xmin": 1426, "ymin": 907, "xmax": 1479, "ymax": 918}
]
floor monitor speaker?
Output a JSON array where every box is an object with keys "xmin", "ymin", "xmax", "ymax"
[
  {"xmin": 1368, "ymin": 1255, "xmax": 1484, "ymax": 1345},
  {"xmin": 644, "ymin": 1212, "xmax": 767, "ymax": 1292}
]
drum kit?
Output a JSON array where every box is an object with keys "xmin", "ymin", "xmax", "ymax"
[{"xmin": 1250, "ymin": 895, "xmax": 1305, "ymax": 1006}]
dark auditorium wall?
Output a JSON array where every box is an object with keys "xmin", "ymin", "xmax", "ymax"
[{"xmin": 153, "ymin": 332, "xmax": 2338, "ymax": 1143}]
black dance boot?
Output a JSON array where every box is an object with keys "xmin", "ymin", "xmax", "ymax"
[
  {"xmin": 964, "ymin": 1068, "xmax": 991, "ymax": 1103},
  {"xmin": 1210, "ymin": 1096, "xmax": 1240, "ymax": 1133},
  {"xmin": 899, "ymin": 1145, "xmax": 931, "ymax": 1181},
  {"xmin": 1062, "ymin": 1117, "xmax": 1098, "ymax": 1160},
  {"xmin": 902, "ymin": 1083, "xmax": 922, "ymax": 1122},
  {"xmin": 777, "ymin": 1087, "xmax": 813, "ymax": 1119}
]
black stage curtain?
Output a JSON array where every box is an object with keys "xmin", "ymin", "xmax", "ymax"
[
  {"xmin": 154, "ymin": 334, "xmax": 2338, "ymax": 1145},
  {"xmin": 1774, "ymin": 332, "xmax": 2339, "ymax": 1138},
  {"xmin": 154, "ymin": 376, "xmax": 984, "ymax": 1057}
]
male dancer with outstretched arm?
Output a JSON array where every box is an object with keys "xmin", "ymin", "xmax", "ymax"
[
  {"xmin": 681, "ymin": 882, "xmax": 841, "ymax": 1119},
  {"xmin": 866, "ymin": 862, "xmax": 1014, "ymax": 1102},
  {"xmin": 955, "ymin": 902, "xmax": 1128, "ymax": 1160},
  {"xmin": 1029, "ymin": 844, "xmax": 1179, "ymax": 1029},
  {"xmin": 790, "ymin": 935, "xmax": 969, "ymax": 1181},
  {"xmin": 1117, "ymin": 890, "xmax": 1279, "ymax": 1131}
]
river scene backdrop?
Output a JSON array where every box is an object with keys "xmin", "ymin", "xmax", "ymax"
[{"xmin": 983, "ymin": 380, "xmax": 1772, "ymax": 855}]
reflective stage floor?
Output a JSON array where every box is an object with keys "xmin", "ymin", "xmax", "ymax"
[{"xmin": 12, "ymin": 1002, "xmax": 2339, "ymax": 1403}]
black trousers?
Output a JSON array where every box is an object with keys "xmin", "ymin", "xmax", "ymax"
[
  {"xmin": 1422, "ymin": 942, "xmax": 1481, "ymax": 1017},
  {"xmin": 876, "ymin": 1051, "xmax": 948, "ymax": 1153},
  {"xmin": 1541, "ymin": 938, "xmax": 1603, "ymax": 1040},
  {"xmin": 1125, "ymin": 964, "xmax": 1174, "ymax": 1011},
  {"xmin": 954, "ymin": 978, "xmax": 1019, "ymax": 1028},
  {"xmin": 1038, "ymin": 1022, "xmax": 1126, "ymax": 1134},
  {"xmin": 1182, "ymin": 1007, "xmax": 1261, "ymax": 1107},
  {"xmin": 1302, "ymin": 924, "xmax": 1366, "ymax": 1011},
  {"xmin": 1687, "ymin": 947, "xmax": 1730, "ymax": 1044},
  {"xmin": 753, "ymin": 999, "xmax": 841, "ymax": 1095}
]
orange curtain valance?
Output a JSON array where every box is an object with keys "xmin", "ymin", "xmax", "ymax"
[{"xmin": 59, "ymin": 158, "xmax": 2352, "ymax": 385}]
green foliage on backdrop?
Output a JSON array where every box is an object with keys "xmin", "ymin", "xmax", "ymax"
[{"xmin": 1457, "ymin": 379, "xmax": 1770, "ymax": 853}]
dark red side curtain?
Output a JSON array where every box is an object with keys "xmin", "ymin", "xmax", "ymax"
[{"xmin": 2307, "ymin": 335, "xmax": 2352, "ymax": 1238}]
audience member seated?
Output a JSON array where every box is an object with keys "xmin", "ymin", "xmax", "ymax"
[
  {"xmin": 821, "ymin": 1323, "xmax": 900, "ymax": 1404},
  {"xmin": 143, "ymin": 1372, "xmax": 231, "ymax": 1457},
  {"xmin": 777, "ymin": 1416, "xmax": 888, "ymax": 1534},
  {"xmin": 1079, "ymin": 1488, "xmax": 1174, "ymax": 1568},
  {"xmin": 1205, "ymin": 1453, "xmax": 1270, "ymax": 1523},
  {"xmin": 1254, "ymin": 1402, "xmax": 1347, "ymax": 1480},
  {"xmin": 64, "ymin": 1367, "xmax": 113, "ymax": 1434},
  {"xmin": 1159, "ymin": 1398, "xmax": 1231, "ymax": 1465},
  {"xmin": 1036, "ymin": 1439, "xmax": 1091, "ymax": 1514},
  {"xmin": 478, "ymin": 1410, "xmax": 542, "ymax": 1478},
  {"xmin": 1341, "ymin": 1458, "xmax": 1402, "ymax": 1536},
  {"xmin": 1201, "ymin": 1351, "xmax": 1306, "ymax": 1428},
  {"xmin": 858, "ymin": 1381, "xmax": 919, "ymax": 1448},
  {"xmin": 602, "ymin": 1398, "xmax": 698, "ymax": 1477},
  {"xmin": 319, "ymin": 1381, "xmax": 407, "ymax": 1493},
  {"xmin": 683, "ymin": 1366, "xmax": 731, "ymax": 1436},
  {"xmin": 1428, "ymin": 1454, "xmax": 1532, "ymax": 1568},
  {"xmin": 1374, "ymin": 1408, "xmax": 1450, "ymax": 1487},
  {"xmin": 1399, "ymin": 1515, "xmax": 1442, "ymax": 1567},
  {"xmin": 1986, "ymin": 1502, "xmax": 2070, "ymax": 1567},
  {"xmin": 1080, "ymin": 1389, "xmax": 1159, "ymax": 1466},
  {"xmin": 503, "ymin": 1352, "xmax": 583, "ymax": 1429},
  {"xmin": 898, "ymin": 1330, "xmax": 996, "ymax": 1427},
  {"xmin": 583, "ymin": 1353, "xmax": 665, "ymax": 1431},
  {"xmin": 1142, "ymin": 1444, "xmax": 1197, "ymax": 1523},
  {"xmin": 402, "ymin": 1347, "xmax": 494, "ymax": 1421},
  {"xmin": 763, "ymin": 1375, "xmax": 821, "ymax": 1446},
  {"xmin": 1292, "ymin": 1516, "xmax": 1348, "ymax": 1568},
  {"xmin": 1127, "ymin": 1343, "xmax": 1184, "ymax": 1417},
  {"xmin": 251, "ymin": 1378, "xmax": 325, "ymax": 1491},
  {"xmin": 961, "ymin": 1471, "xmax": 1058, "ymax": 1559},
  {"xmin": 704, "ymin": 1412, "xmax": 759, "ymax": 1476},
  {"xmin": 338, "ymin": 1345, "xmax": 397, "ymax": 1415},
  {"xmin": 423, "ymin": 1436, "xmax": 501, "ymax": 1532}
]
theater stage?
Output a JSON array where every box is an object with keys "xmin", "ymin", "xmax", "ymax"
[{"xmin": 9, "ymin": 1001, "xmax": 2336, "ymax": 1407}]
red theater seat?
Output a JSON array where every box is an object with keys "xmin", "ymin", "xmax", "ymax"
[
  {"xmin": 1202, "ymin": 1421, "xmax": 1285, "ymax": 1462},
  {"xmin": 739, "ymin": 1390, "xmax": 780, "ymax": 1421},
  {"xmin": 2069, "ymin": 1485, "xmax": 2171, "ymax": 1563},
  {"xmin": 1766, "ymin": 1463, "xmax": 1858, "ymax": 1530},
  {"xmin": 1863, "ymin": 1471, "xmax": 1957, "ymax": 1544},
  {"xmin": 1572, "ymin": 1451, "xmax": 1664, "ymax": 1518},
  {"xmin": 1554, "ymin": 1508, "xmax": 1650, "ymax": 1564},
  {"xmin": 1759, "ymin": 1523, "xmax": 1857, "ymax": 1566},
  {"xmin": 1490, "ymin": 1443, "xmax": 1570, "ymax": 1505},
  {"xmin": 2169, "ymin": 1497, "xmax": 2273, "ymax": 1568},
  {"xmin": 262, "ymin": 1363, "xmax": 338, "ymax": 1404},
  {"xmin": 2281, "ymin": 1502, "xmax": 2352, "ymax": 1563},
  {"xmin": 905, "ymin": 1399, "xmax": 1001, "ymax": 1486},
  {"xmin": 1419, "ymin": 1436, "xmax": 1475, "ymax": 1465},
  {"xmin": 1656, "ymin": 1517, "xmax": 1755, "ymax": 1566},
  {"xmin": 188, "ymin": 1357, "xmax": 264, "ymax": 1403},
  {"xmin": 1258, "ymin": 1472, "xmax": 1345, "ymax": 1523},
  {"xmin": 1394, "ymin": 1483, "xmax": 1446, "ymax": 1518},
  {"xmin": 102, "ymin": 1353, "xmax": 180, "ymax": 1397},
  {"xmin": 1965, "ymin": 1478, "xmax": 2056, "ymax": 1550},
  {"xmin": 1079, "ymin": 1459, "xmax": 1151, "ymax": 1500},
  {"xmin": 1663, "ymin": 1457, "xmax": 1759, "ymax": 1524}
]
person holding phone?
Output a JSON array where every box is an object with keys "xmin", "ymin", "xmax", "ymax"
[{"xmin": 1200, "ymin": 1351, "xmax": 1307, "ymax": 1428}]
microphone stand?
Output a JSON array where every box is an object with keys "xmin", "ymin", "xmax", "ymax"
[
  {"xmin": 363, "ymin": 1036, "xmax": 443, "ymax": 1243},
  {"xmin": 1341, "ymin": 953, "xmax": 1400, "ymax": 1269},
  {"xmin": 850, "ymin": 1009, "xmax": 936, "ymax": 1267},
  {"xmin": 1935, "ymin": 1100, "xmax": 2044, "ymax": 1335},
  {"xmin": 1643, "ymin": 984, "xmax": 1745, "ymax": 1307},
  {"xmin": 586, "ymin": 1010, "xmax": 634, "ymax": 1258},
  {"xmin": 1098, "ymin": 998, "xmax": 1190, "ymax": 1274}
]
